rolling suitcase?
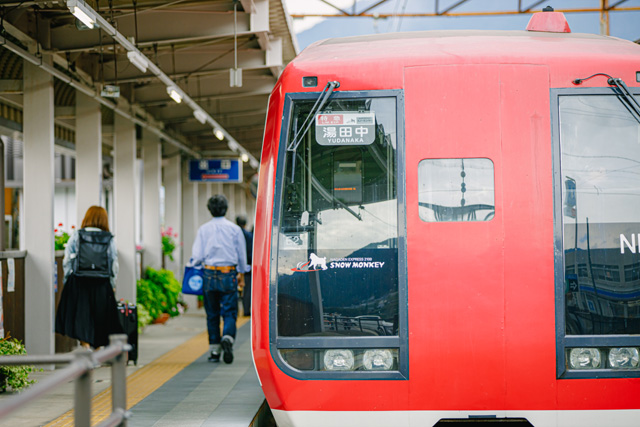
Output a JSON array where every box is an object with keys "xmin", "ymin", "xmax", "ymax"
[{"xmin": 117, "ymin": 301, "xmax": 138, "ymax": 365}]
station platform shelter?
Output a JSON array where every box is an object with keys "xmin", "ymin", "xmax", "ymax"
[{"xmin": 0, "ymin": 0, "xmax": 298, "ymax": 424}]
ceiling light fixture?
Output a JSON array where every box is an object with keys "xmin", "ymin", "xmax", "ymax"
[
  {"xmin": 227, "ymin": 140, "xmax": 239, "ymax": 152},
  {"xmin": 241, "ymin": 153, "xmax": 249, "ymax": 162},
  {"xmin": 126, "ymin": 51, "xmax": 148, "ymax": 73},
  {"xmin": 214, "ymin": 128, "xmax": 224, "ymax": 140},
  {"xmin": 193, "ymin": 109, "xmax": 208, "ymax": 124},
  {"xmin": 67, "ymin": 0, "xmax": 96, "ymax": 29},
  {"xmin": 166, "ymin": 86, "xmax": 182, "ymax": 104}
]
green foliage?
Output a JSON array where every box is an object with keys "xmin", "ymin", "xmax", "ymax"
[
  {"xmin": 161, "ymin": 227, "xmax": 177, "ymax": 261},
  {"xmin": 54, "ymin": 223, "xmax": 74, "ymax": 251},
  {"xmin": 136, "ymin": 303, "xmax": 153, "ymax": 333},
  {"xmin": 0, "ymin": 337, "xmax": 38, "ymax": 392},
  {"xmin": 136, "ymin": 267, "xmax": 184, "ymax": 329}
]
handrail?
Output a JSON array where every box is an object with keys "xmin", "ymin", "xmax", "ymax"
[
  {"xmin": 0, "ymin": 334, "xmax": 131, "ymax": 427},
  {"xmin": 0, "ymin": 250, "xmax": 26, "ymax": 259}
]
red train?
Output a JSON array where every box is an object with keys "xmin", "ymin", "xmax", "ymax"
[{"xmin": 252, "ymin": 9, "xmax": 640, "ymax": 426}]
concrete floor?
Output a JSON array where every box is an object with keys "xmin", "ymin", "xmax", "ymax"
[{"xmin": 0, "ymin": 308, "xmax": 262, "ymax": 426}]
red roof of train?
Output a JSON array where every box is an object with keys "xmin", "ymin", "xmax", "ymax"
[{"xmin": 283, "ymin": 29, "xmax": 640, "ymax": 89}]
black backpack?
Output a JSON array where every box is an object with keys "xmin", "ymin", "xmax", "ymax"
[{"xmin": 74, "ymin": 229, "xmax": 113, "ymax": 278}]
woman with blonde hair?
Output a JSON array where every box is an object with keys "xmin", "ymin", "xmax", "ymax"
[{"xmin": 55, "ymin": 206, "xmax": 123, "ymax": 349}]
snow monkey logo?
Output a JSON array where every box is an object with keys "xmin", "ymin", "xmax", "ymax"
[{"xmin": 292, "ymin": 253, "xmax": 329, "ymax": 272}]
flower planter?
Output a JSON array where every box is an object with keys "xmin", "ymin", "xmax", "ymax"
[{"xmin": 152, "ymin": 313, "xmax": 170, "ymax": 324}]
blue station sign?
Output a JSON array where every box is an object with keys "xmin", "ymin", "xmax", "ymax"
[{"xmin": 189, "ymin": 159, "xmax": 242, "ymax": 183}]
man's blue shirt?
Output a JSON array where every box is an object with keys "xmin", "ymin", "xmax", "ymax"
[{"xmin": 191, "ymin": 217, "xmax": 248, "ymax": 273}]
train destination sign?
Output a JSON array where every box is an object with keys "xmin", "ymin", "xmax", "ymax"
[
  {"xmin": 315, "ymin": 111, "xmax": 376, "ymax": 146},
  {"xmin": 188, "ymin": 159, "xmax": 242, "ymax": 183}
]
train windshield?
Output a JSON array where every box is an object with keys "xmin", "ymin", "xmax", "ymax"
[
  {"xmin": 559, "ymin": 93, "xmax": 640, "ymax": 335},
  {"xmin": 275, "ymin": 95, "xmax": 399, "ymax": 337}
]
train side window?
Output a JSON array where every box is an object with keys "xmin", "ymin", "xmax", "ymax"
[{"xmin": 418, "ymin": 158, "xmax": 495, "ymax": 222}]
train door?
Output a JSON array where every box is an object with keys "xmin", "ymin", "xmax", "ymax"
[{"xmin": 404, "ymin": 64, "xmax": 555, "ymax": 409}]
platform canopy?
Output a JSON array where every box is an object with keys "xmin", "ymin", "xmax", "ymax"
[{"xmin": 0, "ymin": 0, "xmax": 298, "ymax": 179}]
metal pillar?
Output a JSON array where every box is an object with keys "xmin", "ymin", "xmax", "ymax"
[
  {"xmin": 75, "ymin": 91, "xmax": 103, "ymax": 222},
  {"xmin": 23, "ymin": 59, "xmax": 55, "ymax": 355},
  {"xmin": 600, "ymin": 0, "xmax": 610, "ymax": 35},
  {"xmin": 114, "ymin": 114, "xmax": 137, "ymax": 302},
  {"xmin": 141, "ymin": 130, "xmax": 162, "ymax": 270},
  {"xmin": 163, "ymin": 155, "xmax": 182, "ymax": 274}
]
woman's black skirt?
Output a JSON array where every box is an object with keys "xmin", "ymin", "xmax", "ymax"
[{"xmin": 55, "ymin": 274, "xmax": 124, "ymax": 348}]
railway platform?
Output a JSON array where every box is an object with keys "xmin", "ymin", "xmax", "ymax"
[{"xmin": 0, "ymin": 308, "xmax": 272, "ymax": 427}]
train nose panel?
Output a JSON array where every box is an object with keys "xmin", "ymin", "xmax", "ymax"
[{"xmin": 404, "ymin": 64, "xmax": 555, "ymax": 410}]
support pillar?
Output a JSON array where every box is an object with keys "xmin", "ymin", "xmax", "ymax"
[
  {"xmin": 239, "ymin": 185, "xmax": 247, "ymax": 219},
  {"xmin": 23, "ymin": 59, "xmax": 55, "ymax": 355},
  {"xmin": 141, "ymin": 130, "xmax": 162, "ymax": 270},
  {"xmin": 227, "ymin": 183, "xmax": 236, "ymax": 221},
  {"xmin": 75, "ymin": 91, "xmax": 102, "ymax": 222},
  {"xmin": 181, "ymin": 163, "xmax": 198, "ymax": 307},
  {"xmin": 114, "ymin": 114, "xmax": 137, "ymax": 302},
  {"xmin": 198, "ymin": 183, "xmax": 212, "ymax": 227},
  {"xmin": 164, "ymin": 155, "xmax": 182, "ymax": 274}
]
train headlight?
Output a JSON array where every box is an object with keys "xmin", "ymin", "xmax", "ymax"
[
  {"xmin": 609, "ymin": 347, "xmax": 640, "ymax": 369},
  {"xmin": 363, "ymin": 349, "xmax": 394, "ymax": 371},
  {"xmin": 568, "ymin": 348, "xmax": 601, "ymax": 369},
  {"xmin": 323, "ymin": 349, "xmax": 354, "ymax": 371}
]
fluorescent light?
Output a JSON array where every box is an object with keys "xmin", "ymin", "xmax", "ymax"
[
  {"xmin": 241, "ymin": 153, "xmax": 249, "ymax": 162},
  {"xmin": 249, "ymin": 158, "xmax": 259, "ymax": 169},
  {"xmin": 193, "ymin": 109, "xmax": 208, "ymax": 124},
  {"xmin": 67, "ymin": 0, "xmax": 96, "ymax": 29},
  {"xmin": 227, "ymin": 140, "xmax": 239, "ymax": 152},
  {"xmin": 214, "ymin": 128, "xmax": 224, "ymax": 140},
  {"xmin": 126, "ymin": 51, "xmax": 148, "ymax": 73},
  {"xmin": 166, "ymin": 86, "xmax": 182, "ymax": 104}
]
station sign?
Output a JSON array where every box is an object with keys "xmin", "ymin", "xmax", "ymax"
[
  {"xmin": 315, "ymin": 111, "xmax": 376, "ymax": 146},
  {"xmin": 189, "ymin": 159, "xmax": 242, "ymax": 183}
]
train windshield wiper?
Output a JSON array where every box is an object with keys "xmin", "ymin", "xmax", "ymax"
[
  {"xmin": 573, "ymin": 73, "xmax": 640, "ymax": 124},
  {"xmin": 287, "ymin": 81, "xmax": 340, "ymax": 153}
]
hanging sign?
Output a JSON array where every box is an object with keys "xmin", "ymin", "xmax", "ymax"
[
  {"xmin": 189, "ymin": 159, "xmax": 242, "ymax": 183},
  {"xmin": 315, "ymin": 112, "xmax": 376, "ymax": 146}
]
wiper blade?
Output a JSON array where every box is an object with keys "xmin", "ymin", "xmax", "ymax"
[
  {"xmin": 573, "ymin": 73, "xmax": 640, "ymax": 124},
  {"xmin": 608, "ymin": 77, "xmax": 640, "ymax": 124},
  {"xmin": 287, "ymin": 81, "xmax": 340, "ymax": 153}
]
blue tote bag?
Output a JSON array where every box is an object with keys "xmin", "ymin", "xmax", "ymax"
[{"xmin": 182, "ymin": 265, "xmax": 204, "ymax": 295}]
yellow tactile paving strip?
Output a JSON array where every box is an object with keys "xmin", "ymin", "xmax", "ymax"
[{"xmin": 45, "ymin": 316, "xmax": 251, "ymax": 427}]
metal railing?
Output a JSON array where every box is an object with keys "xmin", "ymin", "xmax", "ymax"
[{"xmin": 0, "ymin": 334, "xmax": 130, "ymax": 427}]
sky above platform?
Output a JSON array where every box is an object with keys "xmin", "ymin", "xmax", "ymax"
[{"xmin": 283, "ymin": 0, "xmax": 640, "ymax": 51}]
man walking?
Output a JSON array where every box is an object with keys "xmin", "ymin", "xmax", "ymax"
[{"xmin": 191, "ymin": 195, "xmax": 248, "ymax": 364}]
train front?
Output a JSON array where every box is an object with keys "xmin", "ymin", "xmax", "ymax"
[{"xmin": 252, "ymin": 12, "xmax": 640, "ymax": 427}]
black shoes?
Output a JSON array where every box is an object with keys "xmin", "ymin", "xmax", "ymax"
[
  {"xmin": 221, "ymin": 336, "xmax": 234, "ymax": 364},
  {"xmin": 208, "ymin": 352, "xmax": 220, "ymax": 363}
]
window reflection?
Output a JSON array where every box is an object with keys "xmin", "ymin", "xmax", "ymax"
[
  {"xmin": 418, "ymin": 158, "xmax": 495, "ymax": 222},
  {"xmin": 560, "ymin": 95, "xmax": 640, "ymax": 335},
  {"xmin": 275, "ymin": 96, "xmax": 399, "ymax": 337}
]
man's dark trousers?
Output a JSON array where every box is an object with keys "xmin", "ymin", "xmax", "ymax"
[{"xmin": 203, "ymin": 269, "xmax": 238, "ymax": 344}]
